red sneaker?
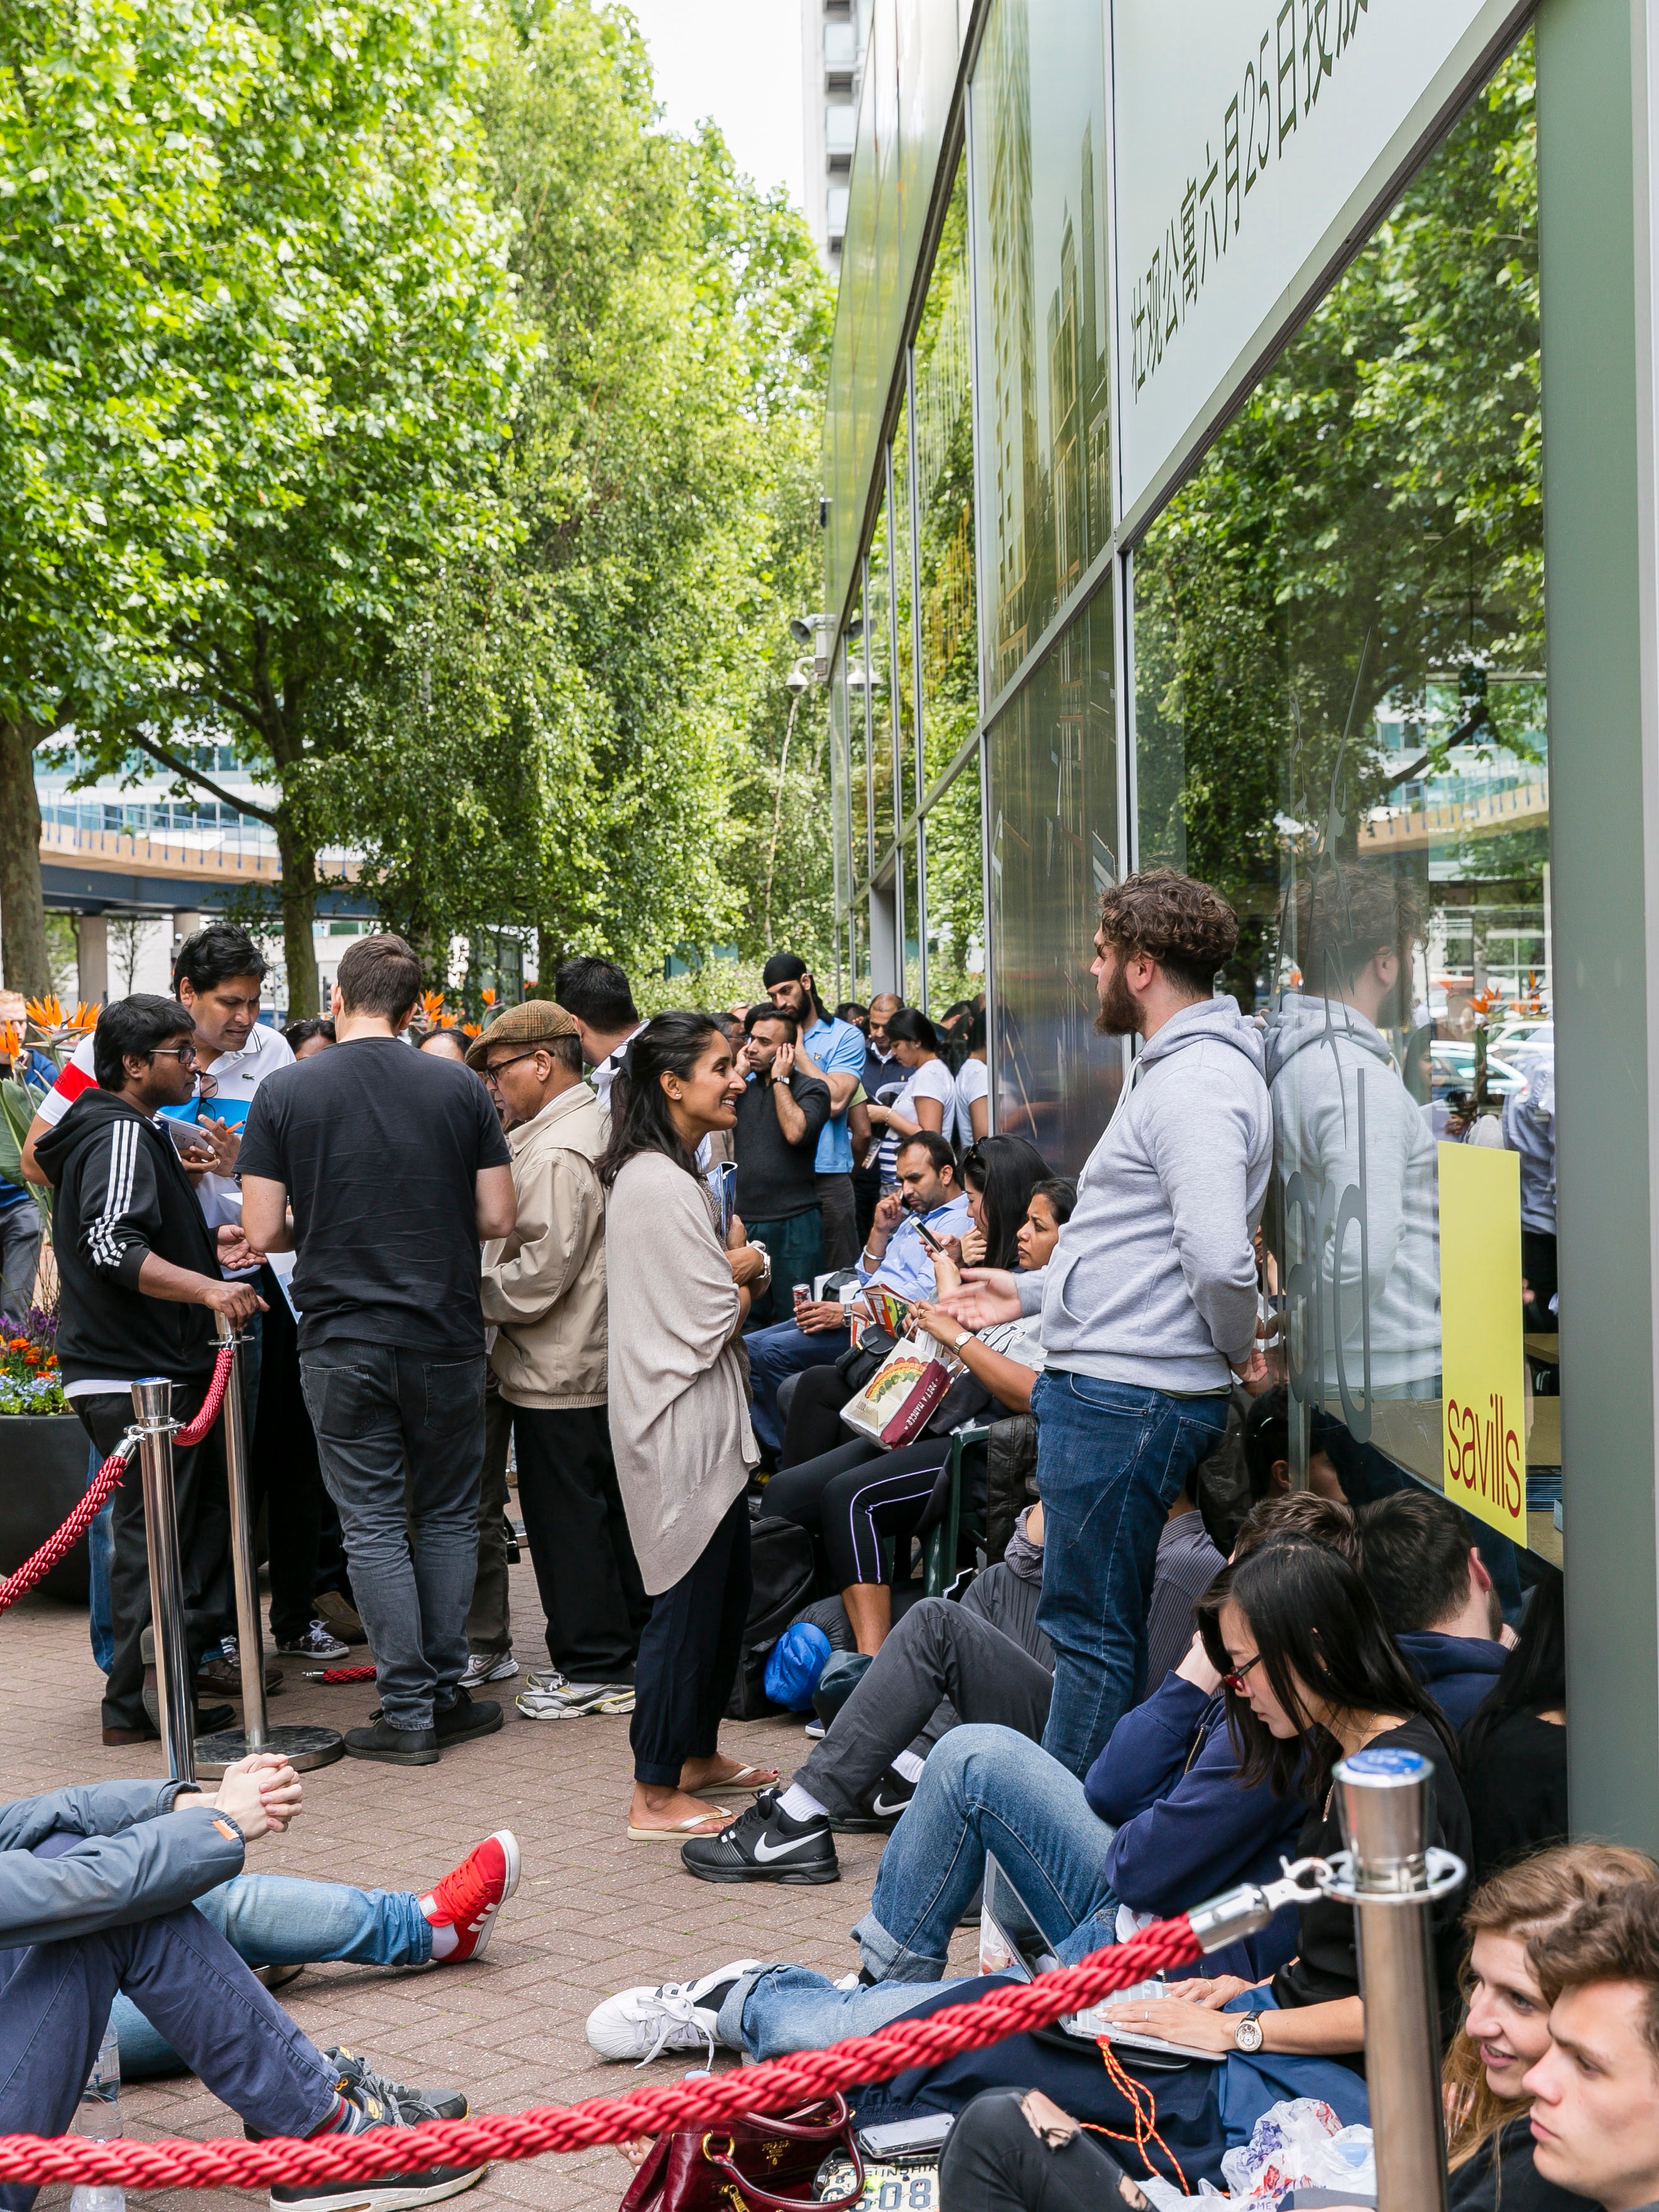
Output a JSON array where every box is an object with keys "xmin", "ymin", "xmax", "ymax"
[{"xmin": 419, "ymin": 1829, "xmax": 521, "ymax": 1963}]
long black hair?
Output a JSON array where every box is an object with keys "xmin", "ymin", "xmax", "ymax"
[
  {"xmin": 961, "ymin": 1136, "xmax": 1054, "ymax": 1268},
  {"xmin": 595, "ymin": 1010, "xmax": 723, "ymax": 1189},
  {"xmin": 1198, "ymin": 1536, "xmax": 1459, "ymax": 1802},
  {"xmin": 886, "ymin": 1007, "xmax": 940, "ymax": 1054},
  {"xmin": 1460, "ymin": 1572, "xmax": 1565, "ymax": 1765}
]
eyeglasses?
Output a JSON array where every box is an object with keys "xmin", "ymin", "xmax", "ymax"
[
  {"xmin": 1222, "ymin": 1652, "xmax": 1264, "ymax": 1697},
  {"xmin": 481, "ymin": 1049, "xmax": 542, "ymax": 1087},
  {"xmin": 151, "ymin": 1044, "xmax": 198, "ymax": 1066}
]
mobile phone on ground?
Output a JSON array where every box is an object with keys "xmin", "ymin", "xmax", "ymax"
[{"xmin": 856, "ymin": 2115, "xmax": 954, "ymax": 2159}]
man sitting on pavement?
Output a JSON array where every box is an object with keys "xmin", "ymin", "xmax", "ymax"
[
  {"xmin": 34, "ymin": 995, "xmax": 266, "ymax": 1748},
  {"xmin": 744, "ymin": 1132, "xmax": 972, "ymax": 1459},
  {"xmin": 0, "ymin": 1753, "xmax": 483, "ymax": 2212},
  {"xmin": 1355, "ymin": 1486, "xmax": 1508, "ymax": 1727},
  {"xmin": 466, "ymin": 1002, "xmax": 649, "ymax": 1717},
  {"xmin": 1521, "ymin": 1878, "xmax": 1659, "ymax": 2211},
  {"xmin": 733, "ymin": 1005, "xmax": 830, "ymax": 1328}
]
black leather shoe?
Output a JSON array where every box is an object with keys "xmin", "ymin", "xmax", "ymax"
[
  {"xmin": 434, "ymin": 1689, "xmax": 503, "ymax": 1744},
  {"xmin": 344, "ymin": 1717, "xmax": 439, "ymax": 1766}
]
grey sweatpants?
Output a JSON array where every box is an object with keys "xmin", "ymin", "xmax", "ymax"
[{"xmin": 796, "ymin": 1595, "xmax": 1053, "ymax": 1822}]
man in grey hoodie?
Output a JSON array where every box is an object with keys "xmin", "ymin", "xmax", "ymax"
[{"xmin": 941, "ymin": 870, "xmax": 1272, "ymax": 1775}]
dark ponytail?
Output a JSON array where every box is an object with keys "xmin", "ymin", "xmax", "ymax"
[{"xmin": 596, "ymin": 1010, "xmax": 723, "ymax": 1189}]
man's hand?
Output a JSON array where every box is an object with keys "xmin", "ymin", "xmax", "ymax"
[
  {"xmin": 203, "ymin": 1753, "xmax": 304, "ymax": 1841},
  {"xmin": 194, "ymin": 1115, "xmax": 241, "ymax": 1174},
  {"xmin": 1230, "ymin": 1345, "xmax": 1269, "ymax": 1390},
  {"xmin": 796, "ymin": 1298, "xmax": 850, "ymax": 1334},
  {"xmin": 936, "ymin": 1267, "xmax": 1022, "ymax": 1328},
  {"xmin": 216, "ymin": 1224, "xmax": 263, "ymax": 1274},
  {"xmin": 200, "ymin": 1278, "xmax": 266, "ymax": 1325},
  {"xmin": 867, "ymin": 1190, "xmax": 904, "ymax": 1256},
  {"xmin": 1175, "ymin": 1629, "xmax": 1223, "ymax": 1695},
  {"xmin": 772, "ymin": 1039, "xmax": 796, "ymax": 1083}
]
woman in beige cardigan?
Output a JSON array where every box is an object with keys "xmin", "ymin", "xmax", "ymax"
[{"xmin": 599, "ymin": 1012, "xmax": 781, "ymax": 1841}]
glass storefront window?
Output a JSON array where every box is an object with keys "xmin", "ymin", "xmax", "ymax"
[
  {"xmin": 914, "ymin": 157, "xmax": 978, "ymax": 805},
  {"xmin": 1132, "ymin": 46, "xmax": 1556, "ymax": 1582},
  {"xmin": 990, "ymin": 583, "xmax": 1118, "ymax": 1171},
  {"xmin": 922, "ymin": 762, "xmax": 985, "ymax": 1013},
  {"xmin": 901, "ymin": 833, "xmax": 924, "ymax": 1005},
  {"xmin": 970, "ymin": 0, "xmax": 1110, "ymax": 698},
  {"xmin": 866, "ymin": 504, "xmax": 897, "ymax": 862},
  {"xmin": 891, "ymin": 419, "xmax": 919, "ymax": 840}
]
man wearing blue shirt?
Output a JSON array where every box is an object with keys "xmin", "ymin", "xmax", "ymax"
[
  {"xmin": 743, "ymin": 1131, "xmax": 971, "ymax": 1458},
  {"xmin": 762, "ymin": 955, "xmax": 867, "ymax": 1270}
]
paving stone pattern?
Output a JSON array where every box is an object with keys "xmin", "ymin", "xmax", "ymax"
[{"xmin": 3, "ymin": 1555, "xmax": 976, "ymax": 2212}]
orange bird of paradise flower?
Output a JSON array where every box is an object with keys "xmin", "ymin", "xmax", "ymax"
[{"xmin": 25, "ymin": 995, "xmax": 63, "ymax": 1031}]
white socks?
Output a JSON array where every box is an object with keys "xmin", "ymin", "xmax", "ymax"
[
  {"xmin": 779, "ymin": 1782, "xmax": 829, "ymax": 1824},
  {"xmin": 891, "ymin": 1749, "xmax": 926, "ymax": 1785},
  {"xmin": 419, "ymin": 1894, "xmax": 459, "ymax": 1957}
]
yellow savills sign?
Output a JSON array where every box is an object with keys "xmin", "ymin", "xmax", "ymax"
[{"xmin": 1438, "ymin": 1142, "xmax": 1526, "ymax": 1542}]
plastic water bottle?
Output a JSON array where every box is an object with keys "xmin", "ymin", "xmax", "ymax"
[{"xmin": 68, "ymin": 2020, "xmax": 124, "ymax": 2212}]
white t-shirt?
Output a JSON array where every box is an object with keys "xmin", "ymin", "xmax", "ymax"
[
  {"xmin": 953, "ymin": 1056, "xmax": 988, "ymax": 1147},
  {"xmin": 877, "ymin": 1056, "xmax": 958, "ymax": 1181}
]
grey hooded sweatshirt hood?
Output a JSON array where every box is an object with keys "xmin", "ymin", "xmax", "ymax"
[{"xmin": 1018, "ymin": 994, "xmax": 1273, "ymax": 1393}]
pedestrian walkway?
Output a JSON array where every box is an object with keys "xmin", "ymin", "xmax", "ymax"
[{"xmin": 1, "ymin": 1553, "xmax": 951, "ymax": 2212}]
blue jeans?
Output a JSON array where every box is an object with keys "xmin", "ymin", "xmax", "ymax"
[
  {"xmin": 300, "ymin": 1339, "xmax": 486, "ymax": 1729},
  {"xmin": 745, "ymin": 1319, "xmax": 851, "ymax": 1456},
  {"xmin": 112, "ymin": 1871, "xmax": 432, "ymax": 2078},
  {"xmin": 1031, "ymin": 1373, "xmax": 1230, "ymax": 1777},
  {"xmin": 85, "ymin": 1443, "xmax": 114, "ymax": 1675},
  {"xmin": 856, "ymin": 1724, "xmax": 1120, "ymax": 1982},
  {"xmin": 0, "ymin": 1903, "xmax": 337, "ymax": 2209}
]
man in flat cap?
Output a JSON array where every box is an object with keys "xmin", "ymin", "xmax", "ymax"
[{"xmin": 468, "ymin": 1004, "xmax": 646, "ymax": 1710}]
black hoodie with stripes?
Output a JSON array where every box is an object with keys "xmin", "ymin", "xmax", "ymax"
[{"xmin": 35, "ymin": 1088, "xmax": 221, "ymax": 1392}]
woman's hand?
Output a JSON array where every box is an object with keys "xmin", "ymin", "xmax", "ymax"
[
  {"xmin": 1175, "ymin": 1629, "xmax": 1224, "ymax": 1695},
  {"xmin": 959, "ymin": 1226, "xmax": 988, "ymax": 1266},
  {"xmin": 728, "ymin": 1246, "xmax": 768, "ymax": 1288},
  {"xmin": 911, "ymin": 1299, "xmax": 967, "ymax": 1350},
  {"xmin": 929, "ymin": 1245, "xmax": 963, "ymax": 1298},
  {"xmin": 1096, "ymin": 1993, "xmax": 1247, "ymax": 2054},
  {"xmin": 1161, "ymin": 1975, "xmax": 1259, "ymax": 2008}
]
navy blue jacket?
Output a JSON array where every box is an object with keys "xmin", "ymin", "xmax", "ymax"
[
  {"xmin": 1399, "ymin": 1631, "xmax": 1508, "ymax": 1730},
  {"xmin": 1085, "ymin": 1673, "xmax": 1306, "ymax": 1981},
  {"xmin": 0, "ymin": 1779, "xmax": 244, "ymax": 1949}
]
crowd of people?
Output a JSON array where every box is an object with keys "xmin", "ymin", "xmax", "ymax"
[{"xmin": 0, "ymin": 871, "xmax": 1611, "ymax": 2210}]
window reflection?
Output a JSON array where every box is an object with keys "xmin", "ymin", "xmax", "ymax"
[
  {"xmin": 990, "ymin": 585, "xmax": 1119, "ymax": 1169},
  {"xmin": 867, "ymin": 503, "xmax": 897, "ymax": 858},
  {"xmin": 1132, "ymin": 45, "xmax": 1555, "ymax": 1575},
  {"xmin": 971, "ymin": 0, "xmax": 1110, "ymax": 694},
  {"xmin": 914, "ymin": 158, "xmax": 978, "ymax": 797}
]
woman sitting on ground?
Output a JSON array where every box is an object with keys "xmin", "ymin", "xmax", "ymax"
[
  {"xmin": 764, "ymin": 1168, "xmax": 1071, "ymax": 1655},
  {"xmin": 934, "ymin": 1840, "xmax": 1652, "ymax": 2212}
]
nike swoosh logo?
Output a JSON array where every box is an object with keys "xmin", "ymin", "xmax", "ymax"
[
  {"xmin": 870, "ymin": 1794, "xmax": 911, "ymax": 1817},
  {"xmin": 752, "ymin": 1829, "xmax": 826, "ymax": 1861}
]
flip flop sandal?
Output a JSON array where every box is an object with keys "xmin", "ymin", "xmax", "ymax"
[
  {"xmin": 688, "ymin": 1764, "xmax": 779, "ymax": 1795},
  {"xmin": 627, "ymin": 1811, "xmax": 732, "ymax": 1840}
]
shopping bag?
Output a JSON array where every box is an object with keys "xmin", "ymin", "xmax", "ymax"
[{"xmin": 840, "ymin": 1331, "xmax": 957, "ymax": 1448}]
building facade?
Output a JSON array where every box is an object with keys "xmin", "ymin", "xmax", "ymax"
[
  {"xmin": 823, "ymin": 0, "xmax": 1659, "ymax": 1842},
  {"xmin": 800, "ymin": 0, "xmax": 871, "ymax": 268}
]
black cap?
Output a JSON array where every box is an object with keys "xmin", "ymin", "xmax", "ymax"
[{"xmin": 762, "ymin": 952, "xmax": 809, "ymax": 988}]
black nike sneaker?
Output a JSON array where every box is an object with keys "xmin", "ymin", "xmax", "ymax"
[
  {"xmin": 829, "ymin": 1765, "xmax": 916, "ymax": 1834},
  {"xmin": 680, "ymin": 1788, "xmax": 840, "ymax": 1885}
]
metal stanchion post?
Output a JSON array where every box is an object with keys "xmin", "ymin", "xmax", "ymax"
[
  {"xmin": 194, "ymin": 1315, "xmax": 344, "ymax": 1779},
  {"xmin": 1330, "ymin": 1746, "xmax": 1466, "ymax": 2212},
  {"xmin": 131, "ymin": 1377, "xmax": 194, "ymax": 1787}
]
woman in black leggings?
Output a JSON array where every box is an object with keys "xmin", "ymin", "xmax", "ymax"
[
  {"xmin": 939, "ymin": 2089, "xmax": 1157, "ymax": 2212},
  {"xmin": 762, "ymin": 1176, "xmax": 1074, "ymax": 1651}
]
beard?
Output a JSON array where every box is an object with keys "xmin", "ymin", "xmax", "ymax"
[{"xmin": 1094, "ymin": 959, "xmax": 1142, "ymax": 1038}]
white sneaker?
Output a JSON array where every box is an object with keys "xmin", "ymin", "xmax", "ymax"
[
  {"xmin": 516, "ymin": 1682, "xmax": 633, "ymax": 1720},
  {"xmin": 276, "ymin": 1620, "xmax": 351, "ymax": 1662},
  {"xmin": 459, "ymin": 1650, "xmax": 518, "ymax": 1689},
  {"xmin": 586, "ymin": 1961, "xmax": 764, "ymax": 2066},
  {"xmin": 523, "ymin": 1668, "xmax": 569, "ymax": 1695}
]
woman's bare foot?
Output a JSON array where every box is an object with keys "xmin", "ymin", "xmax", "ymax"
[
  {"xmin": 628, "ymin": 1782, "xmax": 728, "ymax": 1836},
  {"xmin": 679, "ymin": 1753, "xmax": 780, "ymax": 1793}
]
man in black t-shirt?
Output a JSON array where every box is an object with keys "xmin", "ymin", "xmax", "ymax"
[
  {"xmin": 734, "ymin": 1005, "xmax": 829, "ymax": 1327},
  {"xmin": 239, "ymin": 936, "xmax": 515, "ymax": 1766}
]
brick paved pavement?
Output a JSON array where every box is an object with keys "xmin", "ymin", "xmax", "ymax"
[{"xmin": 2, "ymin": 1555, "xmax": 977, "ymax": 2212}]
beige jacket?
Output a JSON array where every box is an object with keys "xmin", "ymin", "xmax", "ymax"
[
  {"xmin": 481, "ymin": 1082, "xmax": 607, "ymax": 1410},
  {"xmin": 605, "ymin": 1149, "xmax": 758, "ymax": 1594}
]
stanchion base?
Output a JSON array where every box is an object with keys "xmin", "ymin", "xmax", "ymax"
[{"xmin": 193, "ymin": 1724, "xmax": 346, "ymax": 1776}]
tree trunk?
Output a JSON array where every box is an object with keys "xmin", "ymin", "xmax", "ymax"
[
  {"xmin": 278, "ymin": 822, "xmax": 320, "ymax": 1017},
  {"xmin": 0, "ymin": 720, "xmax": 52, "ymax": 995}
]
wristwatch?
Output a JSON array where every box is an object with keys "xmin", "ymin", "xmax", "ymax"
[
  {"xmin": 953, "ymin": 1328, "xmax": 973, "ymax": 1354},
  {"xmin": 1233, "ymin": 2011, "xmax": 1266, "ymax": 2054}
]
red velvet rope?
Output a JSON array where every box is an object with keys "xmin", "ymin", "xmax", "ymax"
[
  {"xmin": 0, "ymin": 1917, "xmax": 1203, "ymax": 2187},
  {"xmin": 0, "ymin": 1344, "xmax": 236, "ymax": 1615}
]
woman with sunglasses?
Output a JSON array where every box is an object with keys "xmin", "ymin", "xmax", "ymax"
[{"xmin": 1088, "ymin": 1535, "xmax": 1470, "ymax": 2096}]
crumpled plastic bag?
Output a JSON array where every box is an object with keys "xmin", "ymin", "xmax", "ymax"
[{"xmin": 1217, "ymin": 2096, "xmax": 1376, "ymax": 2201}]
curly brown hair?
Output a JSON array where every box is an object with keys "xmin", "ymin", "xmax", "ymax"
[
  {"xmin": 1281, "ymin": 863, "xmax": 1425, "ymax": 998},
  {"xmin": 1097, "ymin": 869, "xmax": 1239, "ymax": 997}
]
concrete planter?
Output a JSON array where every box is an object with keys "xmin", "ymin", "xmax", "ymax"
[{"xmin": 0, "ymin": 1412, "xmax": 92, "ymax": 1601}]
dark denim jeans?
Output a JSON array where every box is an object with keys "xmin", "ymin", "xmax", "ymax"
[
  {"xmin": 0, "ymin": 1903, "xmax": 336, "ymax": 2210},
  {"xmin": 300, "ymin": 1339, "xmax": 485, "ymax": 1730},
  {"xmin": 1031, "ymin": 1371, "xmax": 1230, "ymax": 1778}
]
